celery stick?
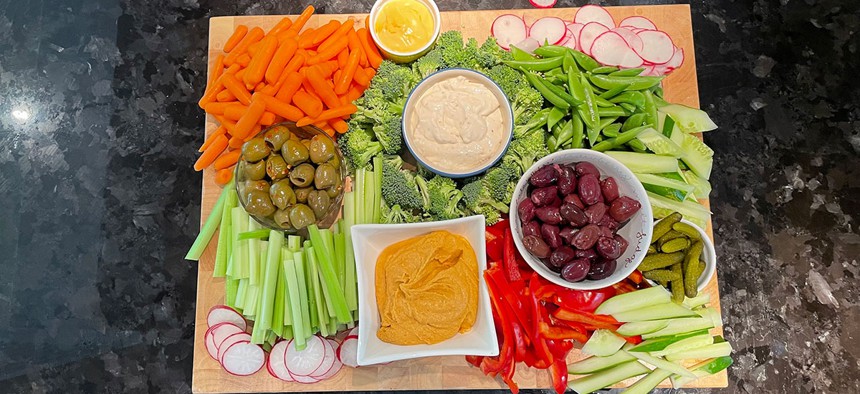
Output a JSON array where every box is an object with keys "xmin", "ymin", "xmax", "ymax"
[
  {"xmin": 304, "ymin": 246, "xmax": 320, "ymax": 335},
  {"xmin": 307, "ymin": 225, "xmax": 352, "ymax": 323},
  {"xmin": 308, "ymin": 247, "xmax": 337, "ymax": 319},
  {"xmin": 342, "ymin": 194, "xmax": 358, "ymax": 311},
  {"xmin": 243, "ymin": 284, "xmax": 259, "ymax": 318},
  {"xmin": 250, "ymin": 316, "xmax": 266, "ymax": 344},
  {"xmin": 225, "ymin": 253, "xmax": 236, "ymax": 279},
  {"xmin": 282, "ymin": 254, "xmax": 306, "ymax": 349},
  {"xmin": 293, "ymin": 251, "xmax": 312, "ymax": 340},
  {"xmin": 248, "ymin": 220, "xmax": 262, "ymax": 286},
  {"xmin": 282, "ymin": 325, "xmax": 294, "ymax": 341},
  {"xmin": 257, "ymin": 231, "xmax": 283, "ymax": 331},
  {"xmin": 287, "ymin": 235, "xmax": 302, "ymax": 252},
  {"xmin": 231, "ymin": 208, "xmax": 249, "ymax": 279},
  {"xmin": 310, "ymin": 250, "xmax": 331, "ymax": 337},
  {"xmin": 225, "ymin": 278, "xmax": 240, "ymax": 308},
  {"xmin": 213, "ymin": 189, "xmax": 237, "ymax": 276},
  {"xmin": 278, "ymin": 246, "xmax": 292, "ymax": 326},
  {"xmin": 237, "ymin": 229, "xmax": 271, "ymax": 240},
  {"xmin": 364, "ymin": 170, "xmax": 376, "ymax": 225},
  {"xmin": 320, "ymin": 229, "xmax": 341, "ymax": 289},
  {"xmin": 373, "ymin": 156, "xmax": 383, "ymax": 223},
  {"xmin": 185, "ymin": 179, "xmax": 234, "ymax": 260},
  {"xmin": 334, "ymin": 227, "xmax": 346, "ymax": 290},
  {"xmin": 271, "ymin": 247, "xmax": 286, "ymax": 337},
  {"xmin": 235, "ymin": 278, "xmax": 248, "ymax": 310}
]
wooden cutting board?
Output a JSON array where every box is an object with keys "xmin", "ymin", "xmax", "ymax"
[{"xmin": 192, "ymin": 5, "xmax": 727, "ymax": 393}]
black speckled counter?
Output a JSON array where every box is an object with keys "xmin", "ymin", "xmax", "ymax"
[{"xmin": 0, "ymin": 0, "xmax": 857, "ymax": 393}]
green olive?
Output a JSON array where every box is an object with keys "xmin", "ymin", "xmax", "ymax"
[
  {"xmin": 325, "ymin": 180, "xmax": 343, "ymax": 198},
  {"xmin": 314, "ymin": 163, "xmax": 337, "ymax": 190},
  {"xmin": 264, "ymin": 125, "xmax": 292, "ymax": 151},
  {"xmin": 288, "ymin": 204, "xmax": 316, "ymax": 230},
  {"xmin": 273, "ymin": 209, "xmax": 292, "ymax": 229},
  {"xmin": 290, "ymin": 163, "xmax": 315, "ymax": 187},
  {"xmin": 266, "ymin": 154, "xmax": 289, "ymax": 180},
  {"xmin": 242, "ymin": 160, "xmax": 266, "ymax": 181},
  {"xmin": 309, "ymin": 135, "xmax": 336, "ymax": 164},
  {"xmin": 327, "ymin": 155, "xmax": 341, "ymax": 170},
  {"xmin": 242, "ymin": 138, "xmax": 270, "ymax": 162},
  {"xmin": 244, "ymin": 180, "xmax": 271, "ymax": 194},
  {"xmin": 295, "ymin": 187, "xmax": 313, "ymax": 203},
  {"xmin": 244, "ymin": 190, "xmax": 276, "ymax": 217},
  {"xmin": 307, "ymin": 190, "xmax": 331, "ymax": 218},
  {"xmin": 301, "ymin": 139, "xmax": 312, "ymax": 149},
  {"xmin": 282, "ymin": 140, "xmax": 309, "ymax": 166},
  {"xmin": 269, "ymin": 180, "xmax": 296, "ymax": 210}
]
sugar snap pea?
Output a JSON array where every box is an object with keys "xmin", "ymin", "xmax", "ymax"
[
  {"xmin": 652, "ymin": 212, "xmax": 682, "ymax": 241},
  {"xmin": 599, "ymin": 84, "xmax": 631, "ymax": 100},
  {"xmin": 619, "ymin": 102, "xmax": 637, "ymax": 114},
  {"xmin": 609, "ymin": 91, "xmax": 646, "ymax": 108},
  {"xmin": 504, "ymin": 57, "xmax": 564, "ymax": 72},
  {"xmin": 548, "ymin": 106, "xmax": 566, "ymax": 132},
  {"xmin": 572, "ymin": 73, "xmax": 599, "ymax": 131},
  {"xmin": 602, "ymin": 123, "xmax": 621, "ymax": 138},
  {"xmin": 555, "ymin": 120, "xmax": 575, "ymax": 148},
  {"xmin": 591, "ymin": 125, "xmax": 650, "ymax": 152},
  {"xmin": 622, "ymin": 113, "xmax": 648, "ymax": 131},
  {"xmin": 563, "ymin": 52, "xmax": 578, "ymax": 74},
  {"xmin": 589, "ymin": 74, "xmax": 664, "ymax": 91},
  {"xmin": 609, "ymin": 67, "xmax": 646, "ymax": 77},
  {"xmin": 571, "ymin": 50, "xmax": 601, "ymax": 71},
  {"xmin": 591, "ymin": 66, "xmax": 620, "ymax": 74},
  {"xmin": 570, "ymin": 114, "xmax": 584, "ymax": 148},
  {"xmin": 510, "ymin": 45, "xmax": 537, "ymax": 61},
  {"xmin": 546, "ymin": 135, "xmax": 559, "ymax": 152},
  {"xmin": 544, "ymin": 80, "xmax": 581, "ymax": 107},
  {"xmin": 524, "ymin": 72, "xmax": 571, "ymax": 109},
  {"xmin": 598, "ymin": 106, "xmax": 628, "ymax": 118},
  {"xmin": 642, "ymin": 89, "xmax": 659, "ymax": 128},
  {"xmin": 594, "ymin": 95, "xmax": 617, "ymax": 108},
  {"xmin": 533, "ymin": 45, "xmax": 569, "ymax": 58},
  {"xmin": 628, "ymin": 139, "xmax": 648, "ymax": 152}
]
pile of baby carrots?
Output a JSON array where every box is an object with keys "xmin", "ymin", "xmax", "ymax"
[{"xmin": 195, "ymin": 5, "xmax": 383, "ymax": 185}]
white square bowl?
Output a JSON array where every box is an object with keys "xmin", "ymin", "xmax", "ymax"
[{"xmin": 350, "ymin": 215, "xmax": 499, "ymax": 366}]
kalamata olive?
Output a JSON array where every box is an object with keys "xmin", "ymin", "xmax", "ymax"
[
  {"xmin": 562, "ymin": 259, "xmax": 591, "ymax": 282},
  {"xmin": 289, "ymin": 163, "xmax": 315, "ymax": 188},
  {"xmin": 560, "ymin": 202, "xmax": 589, "ymax": 227},
  {"xmin": 307, "ymin": 189, "xmax": 331, "ymax": 218},
  {"xmin": 600, "ymin": 177, "xmax": 620, "ymax": 202},
  {"xmin": 587, "ymin": 259, "xmax": 617, "ymax": 280},
  {"xmin": 564, "ymin": 194, "xmax": 585, "ymax": 209},
  {"xmin": 530, "ymin": 186, "xmax": 559, "ymax": 207},
  {"xmin": 273, "ymin": 209, "xmax": 292, "ymax": 229},
  {"xmin": 586, "ymin": 203, "xmax": 607, "ymax": 224},
  {"xmin": 288, "ymin": 204, "xmax": 316, "ymax": 230},
  {"xmin": 535, "ymin": 206, "xmax": 563, "ymax": 225},
  {"xmin": 574, "ymin": 248, "xmax": 599, "ymax": 261},
  {"xmin": 518, "ymin": 198, "xmax": 536, "ymax": 223},
  {"xmin": 575, "ymin": 162, "xmax": 600, "ymax": 177},
  {"xmin": 295, "ymin": 187, "xmax": 312, "ymax": 203},
  {"xmin": 241, "ymin": 138, "xmax": 270, "ymax": 162},
  {"xmin": 541, "ymin": 224, "xmax": 563, "ymax": 249},
  {"xmin": 269, "ymin": 180, "xmax": 297, "ymax": 209},
  {"xmin": 571, "ymin": 224, "xmax": 600, "ymax": 250},
  {"xmin": 282, "ymin": 139, "xmax": 310, "ymax": 166},
  {"xmin": 556, "ymin": 164, "xmax": 578, "ymax": 195},
  {"xmin": 266, "ymin": 154, "xmax": 289, "ymax": 180},
  {"xmin": 309, "ymin": 135, "xmax": 336, "ymax": 164},
  {"xmin": 577, "ymin": 174, "xmax": 602, "ymax": 206},
  {"xmin": 242, "ymin": 160, "xmax": 267, "ymax": 181},
  {"xmin": 314, "ymin": 163, "xmax": 338, "ymax": 190},
  {"xmin": 522, "ymin": 235, "xmax": 551, "ymax": 258},
  {"xmin": 543, "ymin": 260, "xmax": 562, "ymax": 273},
  {"xmin": 598, "ymin": 225, "xmax": 614, "ymax": 239},
  {"xmin": 529, "ymin": 165, "xmax": 558, "ymax": 187},
  {"xmin": 609, "ymin": 196, "xmax": 642, "ymax": 222},
  {"xmin": 615, "ymin": 235, "xmax": 629, "ymax": 254},
  {"xmin": 244, "ymin": 190, "xmax": 276, "ymax": 217},
  {"xmin": 597, "ymin": 215, "xmax": 619, "ymax": 231},
  {"xmin": 522, "ymin": 221, "xmax": 541, "ymax": 238},
  {"xmin": 559, "ymin": 227, "xmax": 578, "ymax": 244},
  {"xmin": 550, "ymin": 246, "xmax": 576, "ymax": 267},
  {"xmin": 264, "ymin": 125, "xmax": 291, "ymax": 151},
  {"xmin": 596, "ymin": 236, "xmax": 623, "ymax": 259}
]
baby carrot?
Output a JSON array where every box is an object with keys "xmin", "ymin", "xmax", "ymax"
[
  {"xmin": 199, "ymin": 125, "xmax": 227, "ymax": 152},
  {"xmin": 265, "ymin": 39, "xmax": 298, "ymax": 84},
  {"xmin": 335, "ymin": 48, "xmax": 361, "ymax": 95},
  {"xmin": 258, "ymin": 93, "xmax": 305, "ymax": 121},
  {"xmin": 318, "ymin": 123, "xmax": 336, "ymax": 137},
  {"xmin": 287, "ymin": 5, "xmax": 315, "ymax": 35},
  {"xmin": 247, "ymin": 41, "xmax": 260, "ymax": 57},
  {"xmin": 316, "ymin": 61, "xmax": 339, "ymax": 78},
  {"xmin": 276, "ymin": 72, "xmax": 304, "ymax": 102},
  {"xmin": 236, "ymin": 54, "xmax": 251, "ymax": 67},
  {"xmin": 329, "ymin": 118, "xmax": 349, "ymax": 134},
  {"xmin": 259, "ymin": 111, "xmax": 277, "ymax": 126},
  {"xmin": 337, "ymin": 49, "xmax": 349, "ymax": 69},
  {"xmin": 283, "ymin": 52, "xmax": 306, "ymax": 77},
  {"xmin": 365, "ymin": 67, "xmax": 377, "ymax": 79},
  {"xmin": 223, "ymin": 25, "xmax": 248, "ymax": 53},
  {"xmin": 232, "ymin": 96, "xmax": 267, "ymax": 140},
  {"xmin": 205, "ymin": 101, "xmax": 239, "ymax": 115},
  {"xmin": 319, "ymin": 18, "xmax": 355, "ymax": 53},
  {"xmin": 255, "ymin": 81, "xmax": 266, "ymax": 91},
  {"xmin": 259, "ymin": 84, "xmax": 279, "ymax": 96},
  {"xmin": 352, "ymin": 67, "xmax": 371, "ymax": 86},
  {"xmin": 208, "ymin": 55, "xmax": 225, "ymax": 87},
  {"xmin": 276, "ymin": 29, "xmax": 299, "ymax": 42},
  {"xmin": 298, "ymin": 27, "xmax": 317, "ymax": 49},
  {"xmin": 214, "ymin": 150, "xmax": 242, "ymax": 170},
  {"xmin": 216, "ymin": 89, "xmax": 236, "ymax": 102},
  {"xmin": 297, "ymin": 103, "xmax": 357, "ymax": 126},
  {"xmin": 347, "ymin": 30, "xmax": 368, "ymax": 67},
  {"xmin": 215, "ymin": 166, "xmax": 235, "ymax": 185},
  {"xmin": 228, "ymin": 135, "xmax": 245, "ymax": 149},
  {"xmin": 222, "ymin": 74, "xmax": 252, "ymax": 105},
  {"xmin": 333, "ymin": 70, "xmax": 343, "ymax": 86},
  {"xmin": 307, "ymin": 37, "xmax": 348, "ymax": 65},
  {"xmin": 244, "ymin": 35, "xmax": 278, "ymax": 89},
  {"xmin": 311, "ymin": 20, "xmax": 341, "ymax": 46},
  {"xmin": 357, "ymin": 27, "xmax": 382, "ymax": 68},
  {"xmin": 268, "ymin": 17, "xmax": 293, "ymax": 35},
  {"xmin": 306, "ymin": 66, "xmax": 341, "ymax": 109},
  {"xmin": 225, "ymin": 27, "xmax": 264, "ymax": 66},
  {"xmin": 223, "ymin": 104, "xmax": 249, "ymax": 121},
  {"xmin": 194, "ymin": 134, "xmax": 228, "ymax": 171},
  {"xmin": 234, "ymin": 68, "xmax": 247, "ymax": 82},
  {"xmin": 293, "ymin": 89, "xmax": 324, "ymax": 118},
  {"xmin": 346, "ymin": 85, "xmax": 363, "ymax": 102},
  {"xmin": 299, "ymin": 70, "xmax": 321, "ymax": 101}
]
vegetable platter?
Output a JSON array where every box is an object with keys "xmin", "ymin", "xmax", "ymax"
[{"xmin": 191, "ymin": 5, "xmax": 727, "ymax": 393}]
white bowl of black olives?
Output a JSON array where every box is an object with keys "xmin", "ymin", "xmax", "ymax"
[{"xmin": 235, "ymin": 122, "xmax": 344, "ymax": 232}]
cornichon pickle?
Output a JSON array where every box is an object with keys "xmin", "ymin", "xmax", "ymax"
[
  {"xmin": 672, "ymin": 222, "xmax": 702, "ymax": 241},
  {"xmin": 670, "ymin": 263, "xmax": 685, "ymax": 304},
  {"xmin": 647, "ymin": 245, "xmax": 657, "ymax": 254},
  {"xmin": 652, "ymin": 212, "xmax": 682, "ymax": 242},
  {"xmin": 643, "ymin": 269, "xmax": 681, "ymax": 282},
  {"xmin": 639, "ymin": 251, "xmax": 685, "ymax": 271},
  {"xmin": 657, "ymin": 230, "xmax": 685, "ymax": 247},
  {"xmin": 683, "ymin": 240, "xmax": 704, "ymax": 298},
  {"xmin": 661, "ymin": 238, "xmax": 690, "ymax": 253}
]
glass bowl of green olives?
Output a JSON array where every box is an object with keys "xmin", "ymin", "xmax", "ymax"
[{"xmin": 235, "ymin": 122, "xmax": 345, "ymax": 232}]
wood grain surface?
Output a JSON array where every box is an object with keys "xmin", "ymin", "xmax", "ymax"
[{"xmin": 192, "ymin": 5, "xmax": 727, "ymax": 393}]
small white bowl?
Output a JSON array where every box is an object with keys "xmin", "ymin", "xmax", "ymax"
[
  {"xmin": 509, "ymin": 149, "xmax": 654, "ymax": 290},
  {"xmin": 649, "ymin": 218, "xmax": 716, "ymax": 292},
  {"xmin": 350, "ymin": 215, "xmax": 499, "ymax": 366},
  {"xmin": 369, "ymin": 0, "xmax": 441, "ymax": 63},
  {"xmin": 402, "ymin": 68, "xmax": 514, "ymax": 178}
]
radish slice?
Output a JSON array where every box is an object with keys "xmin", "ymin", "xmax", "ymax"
[
  {"xmin": 315, "ymin": 358, "xmax": 343, "ymax": 380},
  {"xmin": 559, "ymin": 29, "xmax": 577, "ymax": 50},
  {"xmin": 221, "ymin": 342, "xmax": 265, "ymax": 376},
  {"xmin": 530, "ymin": 17, "xmax": 567, "ymax": 45},
  {"xmin": 641, "ymin": 65, "xmax": 659, "ymax": 76},
  {"xmin": 512, "ymin": 37, "xmax": 540, "ymax": 54},
  {"xmin": 619, "ymin": 16, "xmax": 657, "ymax": 30},
  {"xmin": 337, "ymin": 338, "xmax": 359, "ymax": 368},
  {"xmin": 204, "ymin": 328, "xmax": 219, "ymax": 360},
  {"xmin": 347, "ymin": 327, "xmax": 359, "ymax": 338},
  {"xmin": 529, "ymin": 0, "xmax": 557, "ymax": 8},
  {"xmin": 207, "ymin": 305, "xmax": 246, "ymax": 331},
  {"xmin": 579, "ymin": 22, "xmax": 609, "ymax": 56},
  {"xmin": 590, "ymin": 32, "xmax": 644, "ymax": 68},
  {"xmin": 211, "ymin": 323, "xmax": 244, "ymax": 348},
  {"xmin": 285, "ymin": 335, "xmax": 326, "ymax": 376},
  {"xmin": 218, "ymin": 332, "xmax": 251, "ymax": 362},
  {"xmin": 309, "ymin": 339, "xmax": 337, "ymax": 377},
  {"xmin": 290, "ymin": 373, "xmax": 320, "ymax": 384},
  {"xmin": 344, "ymin": 334, "xmax": 358, "ymax": 342},
  {"xmin": 268, "ymin": 340, "xmax": 295, "ymax": 382},
  {"xmin": 665, "ymin": 46, "xmax": 684, "ymax": 69},
  {"xmin": 492, "ymin": 14, "xmax": 528, "ymax": 50},
  {"xmin": 611, "ymin": 27, "xmax": 644, "ymax": 53},
  {"xmin": 565, "ymin": 23, "xmax": 585, "ymax": 51},
  {"xmin": 574, "ymin": 5, "xmax": 615, "ymax": 28},
  {"xmin": 635, "ymin": 30, "xmax": 675, "ymax": 64}
]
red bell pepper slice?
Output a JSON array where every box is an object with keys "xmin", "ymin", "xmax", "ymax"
[
  {"xmin": 502, "ymin": 227, "xmax": 523, "ymax": 282},
  {"xmin": 482, "ymin": 271, "xmax": 518, "ymax": 390},
  {"xmin": 553, "ymin": 307, "xmax": 621, "ymax": 330},
  {"xmin": 549, "ymin": 357, "xmax": 568, "ymax": 394},
  {"xmin": 555, "ymin": 287, "xmax": 616, "ymax": 313},
  {"xmin": 485, "ymin": 267, "xmax": 535, "ymax": 342},
  {"xmin": 538, "ymin": 322, "xmax": 589, "ymax": 343},
  {"xmin": 627, "ymin": 269, "xmax": 644, "ymax": 284},
  {"xmin": 612, "ymin": 280, "xmax": 637, "ymax": 294},
  {"xmin": 485, "ymin": 220, "xmax": 508, "ymax": 262},
  {"xmin": 528, "ymin": 274, "xmax": 555, "ymax": 367},
  {"xmin": 466, "ymin": 355, "xmax": 484, "ymax": 368}
]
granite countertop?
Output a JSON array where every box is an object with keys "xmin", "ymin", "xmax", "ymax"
[{"xmin": 0, "ymin": 0, "xmax": 857, "ymax": 393}]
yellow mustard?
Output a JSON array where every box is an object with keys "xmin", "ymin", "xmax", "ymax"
[{"xmin": 374, "ymin": 0, "xmax": 435, "ymax": 54}]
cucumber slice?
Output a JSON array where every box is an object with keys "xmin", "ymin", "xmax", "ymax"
[
  {"xmin": 605, "ymin": 151, "xmax": 680, "ymax": 174},
  {"xmin": 636, "ymin": 128, "xmax": 683, "ymax": 157},
  {"xmin": 628, "ymin": 329, "xmax": 710, "ymax": 352},
  {"xmin": 677, "ymin": 132, "xmax": 714, "ymax": 179},
  {"xmin": 681, "ymin": 170, "xmax": 712, "ymax": 198},
  {"xmin": 568, "ymin": 351, "xmax": 637, "ymax": 375},
  {"xmin": 621, "ymin": 367, "xmax": 674, "ymax": 394},
  {"xmin": 659, "ymin": 104, "xmax": 718, "ymax": 133},
  {"xmin": 648, "ymin": 191, "xmax": 711, "ymax": 229},
  {"xmin": 695, "ymin": 307, "xmax": 724, "ymax": 328},
  {"xmin": 642, "ymin": 317, "xmax": 714, "ymax": 339},
  {"xmin": 682, "ymin": 294, "xmax": 711, "ymax": 309},
  {"xmin": 636, "ymin": 173, "xmax": 695, "ymax": 202},
  {"xmin": 623, "ymin": 350, "xmax": 696, "ymax": 378},
  {"xmin": 665, "ymin": 342, "xmax": 733, "ymax": 362},
  {"xmin": 611, "ymin": 302, "xmax": 699, "ymax": 322},
  {"xmin": 582, "ymin": 329, "xmax": 628, "ymax": 357},
  {"xmin": 568, "ymin": 361, "xmax": 651, "ymax": 394},
  {"xmin": 616, "ymin": 320, "xmax": 670, "ymax": 337},
  {"xmin": 595, "ymin": 286, "xmax": 671, "ymax": 315},
  {"xmin": 651, "ymin": 333, "xmax": 715, "ymax": 357}
]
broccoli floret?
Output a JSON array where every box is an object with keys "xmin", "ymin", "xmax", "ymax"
[
  {"xmin": 381, "ymin": 155, "xmax": 427, "ymax": 211},
  {"xmin": 412, "ymin": 48, "xmax": 443, "ymax": 79},
  {"xmin": 341, "ymin": 122, "xmax": 383, "ymax": 170},
  {"xmin": 485, "ymin": 65, "xmax": 544, "ymax": 126},
  {"xmin": 483, "ymin": 166, "xmax": 516, "ymax": 202},
  {"xmin": 461, "ymin": 166, "xmax": 513, "ymax": 224},
  {"xmin": 501, "ymin": 128, "xmax": 549, "ymax": 176},
  {"xmin": 372, "ymin": 60, "xmax": 419, "ymax": 104},
  {"xmin": 370, "ymin": 112, "xmax": 403, "ymax": 154},
  {"xmin": 382, "ymin": 203, "xmax": 422, "ymax": 224},
  {"xmin": 434, "ymin": 31, "xmax": 480, "ymax": 70},
  {"xmin": 426, "ymin": 176, "xmax": 466, "ymax": 220},
  {"xmin": 476, "ymin": 37, "xmax": 511, "ymax": 69}
]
